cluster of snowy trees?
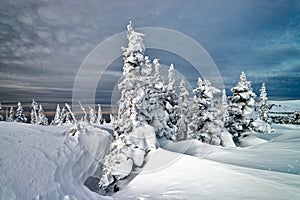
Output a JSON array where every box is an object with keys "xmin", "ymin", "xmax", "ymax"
[
  {"xmin": 0, "ymin": 100, "xmax": 105, "ymax": 126},
  {"xmin": 270, "ymin": 111, "xmax": 300, "ymax": 124},
  {"xmin": 98, "ymin": 22, "xmax": 276, "ymax": 193},
  {"xmin": 0, "ymin": 101, "xmax": 28, "ymax": 123}
]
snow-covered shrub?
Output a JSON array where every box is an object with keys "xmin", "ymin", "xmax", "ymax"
[
  {"xmin": 15, "ymin": 102, "xmax": 27, "ymax": 123},
  {"xmin": 291, "ymin": 110, "xmax": 300, "ymax": 124},
  {"xmin": 225, "ymin": 71, "xmax": 256, "ymax": 144}
]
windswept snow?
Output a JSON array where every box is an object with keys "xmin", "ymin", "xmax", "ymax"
[{"xmin": 0, "ymin": 122, "xmax": 300, "ymax": 199}]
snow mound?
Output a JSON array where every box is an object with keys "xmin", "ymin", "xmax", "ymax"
[{"xmin": 0, "ymin": 122, "xmax": 112, "ymax": 200}]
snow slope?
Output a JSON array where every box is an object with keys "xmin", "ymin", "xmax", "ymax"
[{"xmin": 0, "ymin": 122, "xmax": 300, "ymax": 199}]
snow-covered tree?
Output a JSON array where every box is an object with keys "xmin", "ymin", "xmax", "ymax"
[
  {"xmin": 252, "ymin": 83, "xmax": 272, "ymax": 133},
  {"xmin": 0, "ymin": 102, "xmax": 4, "ymax": 121},
  {"xmin": 38, "ymin": 104, "xmax": 48, "ymax": 125},
  {"xmin": 51, "ymin": 104, "xmax": 62, "ymax": 126},
  {"xmin": 30, "ymin": 99, "xmax": 39, "ymax": 124},
  {"xmin": 114, "ymin": 21, "xmax": 149, "ymax": 136},
  {"xmin": 225, "ymin": 71, "xmax": 256, "ymax": 143},
  {"xmin": 188, "ymin": 78, "xmax": 222, "ymax": 144},
  {"xmin": 59, "ymin": 105, "xmax": 73, "ymax": 125},
  {"xmin": 164, "ymin": 64, "xmax": 179, "ymax": 138},
  {"xmin": 221, "ymin": 89, "xmax": 229, "ymax": 124},
  {"xmin": 79, "ymin": 102, "xmax": 88, "ymax": 123},
  {"xmin": 15, "ymin": 102, "xmax": 27, "ymax": 123},
  {"xmin": 99, "ymin": 21, "xmax": 159, "ymax": 194},
  {"xmin": 176, "ymin": 79, "xmax": 191, "ymax": 141},
  {"xmin": 8, "ymin": 106, "xmax": 14, "ymax": 122},
  {"xmin": 145, "ymin": 58, "xmax": 174, "ymax": 139},
  {"xmin": 258, "ymin": 83, "xmax": 270, "ymax": 123},
  {"xmin": 89, "ymin": 106, "xmax": 96, "ymax": 124},
  {"xmin": 96, "ymin": 104, "xmax": 105, "ymax": 124}
]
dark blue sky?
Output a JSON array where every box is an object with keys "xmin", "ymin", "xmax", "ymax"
[{"xmin": 0, "ymin": 0, "xmax": 300, "ymax": 113}]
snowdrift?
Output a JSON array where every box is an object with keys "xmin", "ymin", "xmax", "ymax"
[{"xmin": 0, "ymin": 122, "xmax": 300, "ymax": 199}]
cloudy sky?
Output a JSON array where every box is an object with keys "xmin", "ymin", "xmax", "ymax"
[{"xmin": 1, "ymin": 0, "xmax": 300, "ymax": 114}]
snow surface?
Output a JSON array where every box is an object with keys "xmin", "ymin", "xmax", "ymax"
[
  {"xmin": 269, "ymin": 100, "xmax": 300, "ymax": 113},
  {"xmin": 0, "ymin": 121, "xmax": 300, "ymax": 199}
]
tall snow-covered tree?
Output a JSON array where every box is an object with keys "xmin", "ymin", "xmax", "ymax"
[
  {"xmin": 188, "ymin": 78, "xmax": 221, "ymax": 144},
  {"xmin": 99, "ymin": 21, "xmax": 159, "ymax": 194},
  {"xmin": 15, "ymin": 102, "xmax": 27, "ymax": 123},
  {"xmin": 38, "ymin": 104, "xmax": 48, "ymax": 125},
  {"xmin": 225, "ymin": 71, "xmax": 256, "ymax": 143},
  {"xmin": 114, "ymin": 21, "xmax": 149, "ymax": 136},
  {"xmin": 51, "ymin": 104, "xmax": 62, "ymax": 126},
  {"xmin": 0, "ymin": 102, "xmax": 4, "ymax": 121},
  {"xmin": 164, "ymin": 64, "xmax": 179, "ymax": 137},
  {"xmin": 176, "ymin": 79, "xmax": 191, "ymax": 141},
  {"xmin": 8, "ymin": 106, "xmax": 14, "ymax": 122},
  {"xmin": 30, "ymin": 99, "xmax": 39, "ymax": 124}
]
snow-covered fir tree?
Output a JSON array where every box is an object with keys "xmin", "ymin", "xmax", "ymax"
[
  {"xmin": 0, "ymin": 102, "xmax": 4, "ymax": 121},
  {"xmin": 59, "ymin": 106, "xmax": 73, "ymax": 125},
  {"xmin": 89, "ymin": 106, "xmax": 96, "ymax": 124},
  {"xmin": 146, "ymin": 58, "xmax": 173, "ymax": 139},
  {"xmin": 252, "ymin": 83, "xmax": 272, "ymax": 133},
  {"xmin": 176, "ymin": 79, "xmax": 191, "ymax": 141},
  {"xmin": 8, "ymin": 106, "xmax": 14, "ymax": 122},
  {"xmin": 99, "ymin": 21, "xmax": 159, "ymax": 194},
  {"xmin": 30, "ymin": 99, "xmax": 39, "ymax": 124},
  {"xmin": 97, "ymin": 104, "xmax": 105, "ymax": 124},
  {"xmin": 225, "ymin": 71, "xmax": 256, "ymax": 143},
  {"xmin": 114, "ymin": 21, "xmax": 149, "ymax": 135},
  {"xmin": 258, "ymin": 83, "xmax": 270, "ymax": 123},
  {"xmin": 51, "ymin": 104, "xmax": 62, "ymax": 126},
  {"xmin": 38, "ymin": 105, "xmax": 48, "ymax": 125},
  {"xmin": 15, "ymin": 102, "xmax": 27, "ymax": 123},
  {"xmin": 188, "ymin": 78, "xmax": 222, "ymax": 145},
  {"xmin": 164, "ymin": 64, "xmax": 179, "ymax": 138}
]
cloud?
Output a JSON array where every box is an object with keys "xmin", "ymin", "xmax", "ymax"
[{"xmin": 0, "ymin": 0, "xmax": 300, "ymax": 112}]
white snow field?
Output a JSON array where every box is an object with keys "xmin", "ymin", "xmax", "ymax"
[{"xmin": 0, "ymin": 121, "xmax": 300, "ymax": 200}]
